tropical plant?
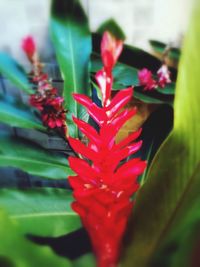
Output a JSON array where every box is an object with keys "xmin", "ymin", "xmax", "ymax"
[{"xmin": 0, "ymin": 0, "xmax": 198, "ymax": 266}]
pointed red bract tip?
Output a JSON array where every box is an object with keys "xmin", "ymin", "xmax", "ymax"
[
  {"xmin": 101, "ymin": 31, "xmax": 123, "ymax": 73},
  {"xmin": 22, "ymin": 36, "xmax": 36, "ymax": 59}
]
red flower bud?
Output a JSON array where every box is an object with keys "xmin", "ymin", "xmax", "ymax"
[
  {"xmin": 22, "ymin": 36, "xmax": 36, "ymax": 60},
  {"xmin": 101, "ymin": 31, "xmax": 123, "ymax": 74}
]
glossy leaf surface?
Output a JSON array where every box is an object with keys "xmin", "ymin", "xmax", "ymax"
[
  {"xmin": 50, "ymin": 0, "xmax": 91, "ymax": 137},
  {"xmin": 0, "ymin": 209, "xmax": 72, "ymax": 267},
  {"xmin": 0, "ymin": 53, "xmax": 33, "ymax": 94},
  {"xmin": 0, "ymin": 97, "xmax": 45, "ymax": 131},
  {"xmin": 0, "ymin": 134, "xmax": 73, "ymax": 179},
  {"xmin": 0, "ymin": 188, "xmax": 80, "ymax": 237}
]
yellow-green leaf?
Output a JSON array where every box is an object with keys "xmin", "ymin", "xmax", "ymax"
[{"xmin": 122, "ymin": 2, "xmax": 200, "ymax": 267}]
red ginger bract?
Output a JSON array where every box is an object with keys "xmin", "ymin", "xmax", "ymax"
[{"xmin": 68, "ymin": 32, "xmax": 146, "ymax": 267}]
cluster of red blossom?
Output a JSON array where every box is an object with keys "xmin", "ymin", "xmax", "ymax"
[
  {"xmin": 68, "ymin": 32, "xmax": 146, "ymax": 267},
  {"xmin": 22, "ymin": 37, "xmax": 67, "ymax": 135},
  {"xmin": 138, "ymin": 64, "xmax": 171, "ymax": 90}
]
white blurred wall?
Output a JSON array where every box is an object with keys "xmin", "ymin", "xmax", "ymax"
[
  {"xmin": 0, "ymin": 0, "xmax": 193, "ymax": 62},
  {"xmin": 88, "ymin": 0, "xmax": 193, "ymax": 49}
]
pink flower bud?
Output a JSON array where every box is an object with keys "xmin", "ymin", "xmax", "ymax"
[
  {"xmin": 157, "ymin": 64, "xmax": 171, "ymax": 88},
  {"xmin": 138, "ymin": 68, "xmax": 157, "ymax": 90}
]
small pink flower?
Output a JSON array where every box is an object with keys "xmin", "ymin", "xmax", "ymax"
[
  {"xmin": 22, "ymin": 36, "xmax": 36, "ymax": 60},
  {"xmin": 138, "ymin": 68, "xmax": 157, "ymax": 90},
  {"xmin": 157, "ymin": 64, "xmax": 171, "ymax": 88}
]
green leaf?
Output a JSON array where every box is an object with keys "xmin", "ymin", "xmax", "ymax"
[
  {"xmin": 169, "ymin": 48, "xmax": 181, "ymax": 61},
  {"xmin": 149, "ymin": 40, "xmax": 167, "ymax": 54},
  {"xmin": 149, "ymin": 40, "xmax": 181, "ymax": 61},
  {"xmin": 113, "ymin": 63, "xmax": 138, "ymax": 88},
  {"xmin": 122, "ymin": 3, "xmax": 200, "ymax": 267},
  {"xmin": 0, "ymin": 53, "xmax": 33, "ymax": 94},
  {"xmin": 73, "ymin": 253, "xmax": 95, "ymax": 267},
  {"xmin": 0, "ymin": 97, "xmax": 45, "ymax": 131},
  {"xmin": 50, "ymin": 0, "xmax": 91, "ymax": 137},
  {"xmin": 150, "ymin": 165, "xmax": 200, "ymax": 267},
  {"xmin": 0, "ymin": 209, "xmax": 72, "ymax": 266},
  {"xmin": 0, "ymin": 134, "xmax": 73, "ymax": 179},
  {"xmin": 156, "ymin": 82, "xmax": 175, "ymax": 95},
  {"xmin": 134, "ymin": 90, "xmax": 167, "ymax": 104},
  {"xmin": 0, "ymin": 188, "xmax": 80, "ymax": 237},
  {"xmin": 97, "ymin": 18, "xmax": 126, "ymax": 40}
]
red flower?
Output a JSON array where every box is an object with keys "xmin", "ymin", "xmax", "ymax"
[
  {"xmin": 29, "ymin": 72, "xmax": 66, "ymax": 130},
  {"xmin": 22, "ymin": 36, "xmax": 36, "ymax": 60},
  {"xmin": 29, "ymin": 93, "xmax": 45, "ymax": 111},
  {"xmin": 31, "ymin": 85, "xmax": 67, "ymax": 130},
  {"xmin": 41, "ymin": 97, "xmax": 66, "ymax": 129},
  {"xmin": 138, "ymin": 68, "xmax": 157, "ymax": 90},
  {"xmin": 157, "ymin": 64, "xmax": 171, "ymax": 88},
  {"xmin": 22, "ymin": 36, "xmax": 68, "ymax": 135},
  {"xmin": 68, "ymin": 32, "xmax": 146, "ymax": 267}
]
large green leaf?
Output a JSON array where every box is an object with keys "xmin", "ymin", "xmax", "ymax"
[
  {"xmin": 0, "ymin": 188, "xmax": 80, "ymax": 237},
  {"xmin": 150, "ymin": 165, "xmax": 200, "ymax": 267},
  {"xmin": 0, "ymin": 97, "xmax": 45, "ymax": 131},
  {"xmin": 50, "ymin": 0, "xmax": 91, "ymax": 137},
  {"xmin": 0, "ymin": 209, "xmax": 72, "ymax": 267},
  {"xmin": 122, "ymin": 2, "xmax": 200, "ymax": 267},
  {"xmin": 0, "ymin": 53, "xmax": 33, "ymax": 94},
  {"xmin": 0, "ymin": 134, "xmax": 73, "ymax": 179}
]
